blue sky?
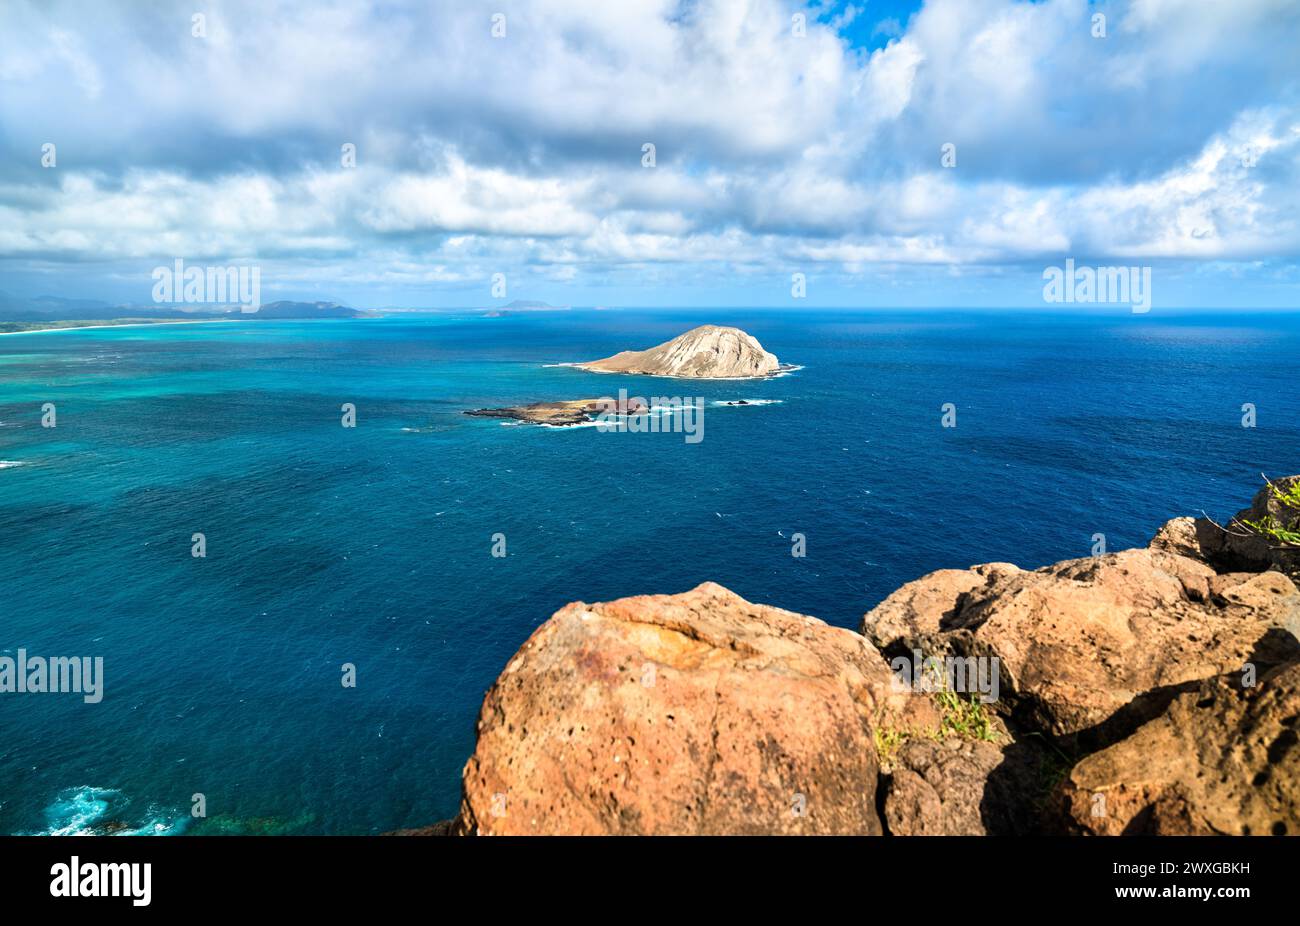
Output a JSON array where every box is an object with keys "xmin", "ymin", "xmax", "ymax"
[{"xmin": 1, "ymin": 0, "xmax": 1298, "ymax": 309}]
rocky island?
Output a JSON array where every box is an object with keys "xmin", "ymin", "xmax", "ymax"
[
  {"xmin": 462, "ymin": 326, "xmax": 785, "ymax": 425},
  {"xmin": 402, "ymin": 475, "xmax": 1300, "ymax": 836},
  {"xmin": 465, "ymin": 395, "xmax": 646, "ymax": 427},
  {"xmin": 572, "ymin": 324, "xmax": 785, "ymax": 378}
]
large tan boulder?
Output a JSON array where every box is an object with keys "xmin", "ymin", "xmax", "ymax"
[
  {"xmin": 1056, "ymin": 661, "xmax": 1300, "ymax": 835},
  {"xmin": 437, "ymin": 478, "xmax": 1300, "ymax": 837},
  {"xmin": 1148, "ymin": 515, "xmax": 1219, "ymax": 561},
  {"xmin": 862, "ymin": 549, "xmax": 1300, "ymax": 739},
  {"xmin": 457, "ymin": 582, "xmax": 934, "ymax": 835},
  {"xmin": 862, "ymin": 562, "xmax": 1020, "ymax": 649}
]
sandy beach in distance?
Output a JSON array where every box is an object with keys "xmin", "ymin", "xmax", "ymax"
[{"xmin": 0, "ymin": 318, "xmax": 239, "ymax": 337}]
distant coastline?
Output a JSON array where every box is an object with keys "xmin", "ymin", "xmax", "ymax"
[
  {"xmin": 0, "ymin": 299, "xmax": 375, "ymax": 336},
  {"xmin": 0, "ymin": 318, "xmax": 239, "ymax": 337}
]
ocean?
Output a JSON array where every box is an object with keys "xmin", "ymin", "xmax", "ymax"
[{"xmin": 1, "ymin": 308, "xmax": 1297, "ymax": 834}]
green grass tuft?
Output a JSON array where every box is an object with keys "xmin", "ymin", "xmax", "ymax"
[
  {"xmin": 872, "ymin": 669, "xmax": 1001, "ymax": 766},
  {"xmin": 934, "ymin": 686, "xmax": 1000, "ymax": 742}
]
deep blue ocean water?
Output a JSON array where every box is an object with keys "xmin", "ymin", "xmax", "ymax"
[{"xmin": 1, "ymin": 308, "xmax": 1297, "ymax": 834}]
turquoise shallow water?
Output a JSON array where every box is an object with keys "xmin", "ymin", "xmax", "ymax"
[{"xmin": 1, "ymin": 309, "xmax": 1297, "ymax": 833}]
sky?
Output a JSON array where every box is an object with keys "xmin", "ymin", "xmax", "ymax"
[{"xmin": 1, "ymin": 0, "xmax": 1298, "ymax": 310}]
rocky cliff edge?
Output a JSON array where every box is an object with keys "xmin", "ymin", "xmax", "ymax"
[{"xmin": 434, "ymin": 476, "xmax": 1300, "ymax": 835}]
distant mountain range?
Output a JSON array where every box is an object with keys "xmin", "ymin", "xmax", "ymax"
[
  {"xmin": 0, "ymin": 292, "xmax": 375, "ymax": 322},
  {"xmin": 252, "ymin": 301, "xmax": 374, "ymax": 318}
]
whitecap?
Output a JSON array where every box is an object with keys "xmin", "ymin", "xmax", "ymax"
[
  {"xmin": 28, "ymin": 786, "xmax": 188, "ymax": 836},
  {"xmin": 41, "ymin": 786, "xmax": 118, "ymax": 835}
]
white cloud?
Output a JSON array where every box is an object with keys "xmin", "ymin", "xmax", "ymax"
[{"xmin": 0, "ymin": 0, "xmax": 1297, "ymax": 300}]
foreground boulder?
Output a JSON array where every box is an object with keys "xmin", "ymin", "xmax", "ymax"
[
  {"xmin": 862, "ymin": 548, "xmax": 1300, "ymax": 743},
  {"xmin": 862, "ymin": 562, "xmax": 1021, "ymax": 650},
  {"xmin": 883, "ymin": 736, "xmax": 1043, "ymax": 835},
  {"xmin": 457, "ymin": 582, "xmax": 933, "ymax": 835},
  {"xmin": 1056, "ymin": 661, "xmax": 1300, "ymax": 835},
  {"xmin": 430, "ymin": 476, "xmax": 1300, "ymax": 836}
]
